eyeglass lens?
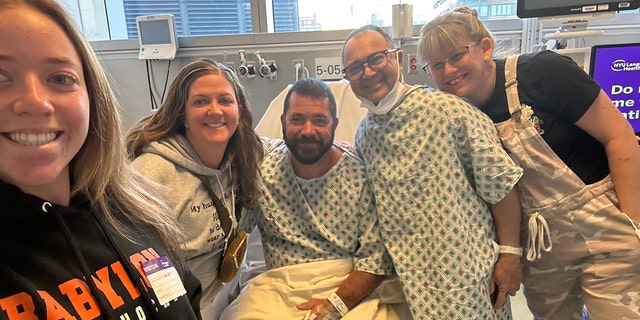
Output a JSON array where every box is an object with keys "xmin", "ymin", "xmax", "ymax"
[
  {"xmin": 345, "ymin": 50, "xmax": 390, "ymax": 80},
  {"xmin": 424, "ymin": 45, "xmax": 472, "ymax": 75}
]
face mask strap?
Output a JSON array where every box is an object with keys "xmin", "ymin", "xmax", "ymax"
[{"xmin": 394, "ymin": 50, "xmax": 404, "ymax": 83}]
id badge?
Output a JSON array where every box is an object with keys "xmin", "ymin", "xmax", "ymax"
[{"xmin": 141, "ymin": 256, "xmax": 187, "ymax": 306}]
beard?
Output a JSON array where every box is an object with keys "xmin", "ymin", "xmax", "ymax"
[{"xmin": 284, "ymin": 132, "xmax": 334, "ymax": 165}]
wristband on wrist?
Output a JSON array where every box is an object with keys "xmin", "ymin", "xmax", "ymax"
[
  {"xmin": 499, "ymin": 245, "xmax": 523, "ymax": 256},
  {"xmin": 327, "ymin": 292, "xmax": 349, "ymax": 317}
]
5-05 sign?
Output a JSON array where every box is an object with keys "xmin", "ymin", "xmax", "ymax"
[{"xmin": 315, "ymin": 57, "xmax": 343, "ymax": 80}]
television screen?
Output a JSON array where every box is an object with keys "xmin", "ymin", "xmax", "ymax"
[
  {"xmin": 589, "ymin": 43, "xmax": 640, "ymax": 134},
  {"xmin": 517, "ymin": 0, "xmax": 640, "ymax": 19}
]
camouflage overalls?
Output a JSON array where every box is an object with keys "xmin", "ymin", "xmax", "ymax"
[{"xmin": 496, "ymin": 56, "xmax": 640, "ymax": 320}]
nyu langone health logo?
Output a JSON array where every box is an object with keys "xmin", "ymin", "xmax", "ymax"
[{"xmin": 611, "ymin": 59, "xmax": 640, "ymax": 72}]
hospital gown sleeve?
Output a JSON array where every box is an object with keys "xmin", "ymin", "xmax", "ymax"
[
  {"xmin": 446, "ymin": 98, "xmax": 523, "ymax": 205},
  {"xmin": 353, "ymin": 178, "xmax": 395, "ymax": 275}
]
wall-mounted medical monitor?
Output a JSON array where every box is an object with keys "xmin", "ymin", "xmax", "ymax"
[
  {"xmin": 516, "ymin": 0, "xmax": 640, "ymax": 19},
  {"xmin": 136, "ymin": 14, "xmax": 179, "ymax": 60},
  {"xmin": 589, "ymin": 43, "xmax": 640, "ymax": 134}
]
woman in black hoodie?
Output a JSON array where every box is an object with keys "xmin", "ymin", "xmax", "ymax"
[{"xmin": 0, "ymin": 1, "xmax": 201, "ymax": 319}]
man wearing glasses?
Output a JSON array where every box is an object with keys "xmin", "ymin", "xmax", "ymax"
[{"xmin": 341, "ymin": 25, "xmax": 524, "ymax": 320}]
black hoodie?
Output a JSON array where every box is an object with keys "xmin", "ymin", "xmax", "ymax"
[{"xmin": 0, "ymin": 182, "xmax": 202, "ymax": 320}]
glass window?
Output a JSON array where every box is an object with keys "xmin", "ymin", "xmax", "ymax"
[
  {"xmin": 120, "ymin": 0, "xmax": 253, "ymax": 37},
  {"xmin": 60, "ymin": 0, "xmax": 111, "ymax": 41},
  {"xmin": 60, "ymin": 0, "xmax": 518, "ymax": 40},
  {"xmin": 61, "ymin": 0, "xmax": 253, "ymax": 40},
  {"xmin": 289, "ymin": 0, "xmax": 517, "ymax": 32}
]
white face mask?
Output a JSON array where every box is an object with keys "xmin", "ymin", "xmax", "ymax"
[{"xmin": 358, "ymin": 57, "xmax": 407, "ymax": 115}]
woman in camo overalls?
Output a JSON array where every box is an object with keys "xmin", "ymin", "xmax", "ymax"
[{"xmin": 418, "ymin": 7, "xmax": 640, "ymax": 320}]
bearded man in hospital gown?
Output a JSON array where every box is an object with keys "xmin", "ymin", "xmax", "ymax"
[{"xmin": 221, "ymin": 77, "xmax": 409, "ymax": 320}]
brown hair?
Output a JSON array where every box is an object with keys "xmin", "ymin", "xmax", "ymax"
[
  {"xmin": 0, "ymin": 0, "xmax": 185, "ymax": 260},
  {"xmin": 126, "ymin": 58, "xmax": 264, "ymax": 208}
]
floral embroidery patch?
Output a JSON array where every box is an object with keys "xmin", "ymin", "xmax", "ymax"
[{"xmin": 522, "ymin": 105, "xmax": 545, "ymax": 135}]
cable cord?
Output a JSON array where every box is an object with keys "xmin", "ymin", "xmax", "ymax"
[
  {"xmin": 294, "ymin": 63, "xmax": 310, "ymax": 81},
  {"xmin": 160, "ymin": 59, "xmax": 171, "ymax": 103},
  {"xmin": 145, "ymin": 59, "xmax": 172, "ymax": 110},
  {"xmin": 145, "ymin": 60, "xmax": 158, "ymax": 110},
  {"xmin": 295, "ymin": 63, "xmax": 301, "ymax": 81}
]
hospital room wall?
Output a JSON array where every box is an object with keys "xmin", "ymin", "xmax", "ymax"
[
  {"xmin": 91, "ymin": 20, "xmax": 640, "ymax": 131},
  {"xmin": 93, "ymin": 29, "xmax": 434, "ymax": 131}
]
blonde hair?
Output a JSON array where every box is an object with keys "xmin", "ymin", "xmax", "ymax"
[
  {"xmin": 1, "ymin": 0, "xmax": 185, "ymax": 261},
  {"xmin": 126, "ymin": 58, "xmax": 264, "ymax": 209},
  {"xmin": 417, "ymin": 7, "xmax": 496, "ymax": 68}
]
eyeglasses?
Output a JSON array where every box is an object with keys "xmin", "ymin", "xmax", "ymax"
[
  {"xmin": 343, "ymin": 48, "xmax": 399, "ymax": 81},
  {"xmin": 422, "ymin": 42, "xmax": 480, "ymax": 76}
]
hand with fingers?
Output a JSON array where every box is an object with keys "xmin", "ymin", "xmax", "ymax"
[
  {"xmin": 298, "ymin": 299, "xmax": 342, "ymax": 320},
  {"xmin": 490, "ymin": 253, "xmax": 523, "ymax": 309}
]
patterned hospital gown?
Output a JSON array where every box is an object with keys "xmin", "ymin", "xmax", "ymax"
[
  {"xmin": 250, "ymin": 143, "xmax": 394, "ymax": 275},
  {"xmin": 355, "ymin": 87, "xmax": 522, "ymax": 320}
]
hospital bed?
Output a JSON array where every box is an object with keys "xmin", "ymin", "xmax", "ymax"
[
  {"xmin": 203, "ymin": 79, "xmax": 367, "ymax": 320},
  {"xmin": 254, "ymin": 79, "xmax": 367, "ymax": 144}
]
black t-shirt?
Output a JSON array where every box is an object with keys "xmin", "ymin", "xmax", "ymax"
[{"xmin": 479, "ymin": 50, "xmax": 609, "ymax": 184}]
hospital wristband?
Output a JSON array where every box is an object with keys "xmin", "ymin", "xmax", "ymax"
[
  {"xmin": 499, "ymin": 245, "xmax": 523, "ymax": 256},
  {"xmin": 327, "ymin": 292, "xmax": 349, "ymax": 317}
]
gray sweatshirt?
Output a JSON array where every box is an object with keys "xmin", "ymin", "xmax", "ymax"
[{"xmin": 131, "ymin": 133, "xmax": 237, "ymax": 309}]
